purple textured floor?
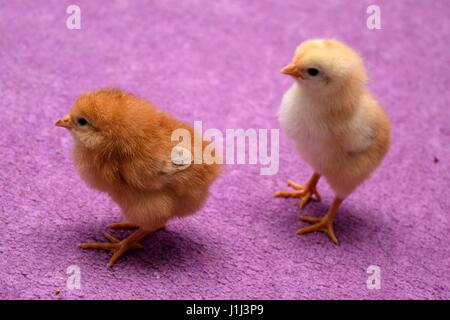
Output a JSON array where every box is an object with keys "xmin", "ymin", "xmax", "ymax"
[{"xmin": 1, "ymin": 0, "xmax": 449, "ymax": 300}]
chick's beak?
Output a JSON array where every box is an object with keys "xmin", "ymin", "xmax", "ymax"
[
  {"xmin": 55, "ymin": 114, "xmax": 73, "ymax": 129},
  {"xmin": 281, "ymin": 63, "xmax": 303, "ymax": 79}
]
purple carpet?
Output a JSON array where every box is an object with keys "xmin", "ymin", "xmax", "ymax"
[{"xmin": 1, "ymin": 0, "xmax": 449, "ymax": 300}]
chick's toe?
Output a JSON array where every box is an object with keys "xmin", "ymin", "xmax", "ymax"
[
  {"xmin": 297, "ymin": 217, "xmax": 338, "ymax": 245},
  {"xmin": 79, "ymin": 229, "xmax": 151, "ymax": 267},
  {"xmin": 296, "ymin": 197, "xmax": 343, "ymax": 244},
  {"xmin": 274, "ymin": 174, "xmax": 321, "ymax": 208}
]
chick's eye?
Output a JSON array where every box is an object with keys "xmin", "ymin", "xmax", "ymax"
[
  {"xmin": 307, "ymin": 68, "xmax": 319, "ymax": 76},
  {"xmin": 77, "ymin": 117, "xmax": 88, "ymax": 126}
]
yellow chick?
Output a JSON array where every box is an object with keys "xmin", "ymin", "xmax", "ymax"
[
  {"xmin": 56, "ymin": 88, "xmax": 221, "ymax": 267},
  {"xmin": 275, "ymin": 39, "xmax": 391, "ymax": 244}
]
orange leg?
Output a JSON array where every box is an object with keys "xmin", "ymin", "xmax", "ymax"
[
  {"xmin": 80, "ymin": 225, "xmax": 162, "ymax": 267},
  {"xmin": 274, "ymin": 172, "xmax": 321, "ymax": 208},
  {"xmin": 297, "ymin": 197, "xmax": 343, "ymax": 244}
]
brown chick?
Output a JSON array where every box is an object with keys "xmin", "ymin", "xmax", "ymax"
[
  {"xmin": 275, "ymin": 39, "xmax": 391, "ymax": 244},
  {"xmin": 56, "ymin": 88, "xmax": 221, "ymax": 267}
]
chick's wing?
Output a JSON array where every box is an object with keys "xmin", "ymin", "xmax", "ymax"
[{"xmin": 116, "ymin": 111, "xmax": 201, "ymax": 192}]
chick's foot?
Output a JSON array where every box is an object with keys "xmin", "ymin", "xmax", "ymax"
[
  {"xmin": 79, "ymin": 229, "xmax": 151, "ymax": 267},
  {"xmin": 297, "ymin": 216, "xmax": 338, "ymax": 244},
  {"xmin": 274, "ymin": 173, "xmax": 321, "ymax": 208},
  {"xmin": 296, "ymin": 197, "xmax": 343, "ymax": 244}
]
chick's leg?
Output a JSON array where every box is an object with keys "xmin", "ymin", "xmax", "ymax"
[
  {"xmin": 274, "ymin": 172, "xmax": 321, "ymax": 208},
  {"xmin": 297, "ymin": 197, "xmax": 343, "ymax": 244},
  {"xmin": 80, "ymin": 226, "xmax": 160, "ymax": 267}
]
